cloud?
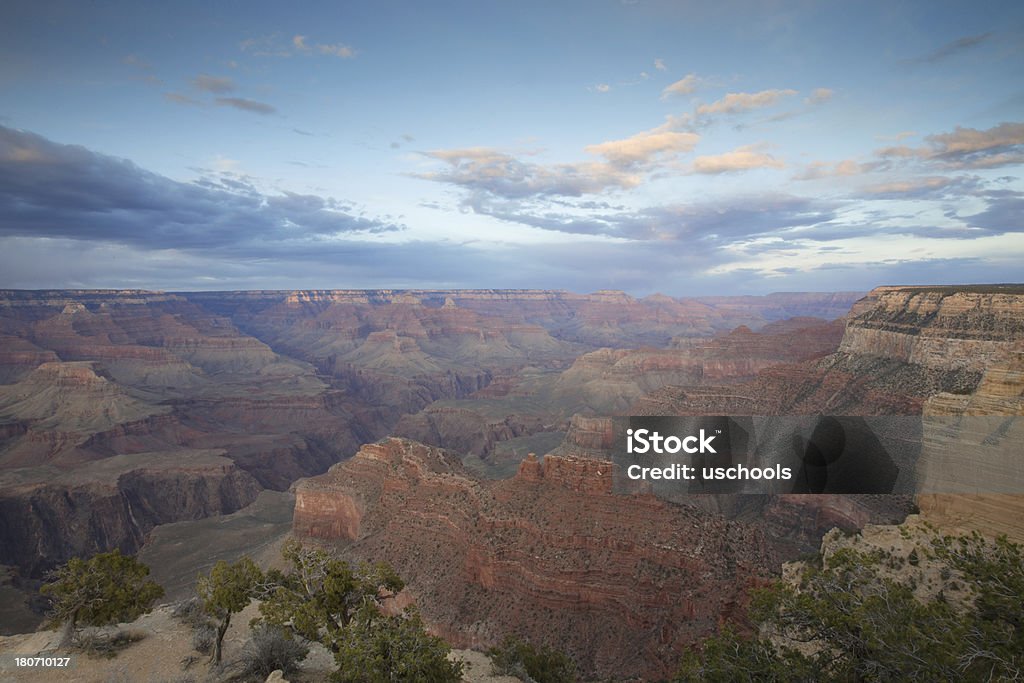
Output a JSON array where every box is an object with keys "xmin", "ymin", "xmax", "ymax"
[
  {"xmin": 420, "ymin": 127, "xmax": 700, "ymax": 199},
  {"xmin": 926, "ymin": 122, "xmax": 1024, "ymax": 160},
  {"xmin": 654, "ymin": 58, "xmax": 666, "ymax": 71},
  {"xmin": 873, "ymin": 121, "xmax": 1024, "ymax": 170},
  {"xmin": 215, "ymin": 97, "xmax": 277, "ymax": 115},
  {"xmin": 164, "ymin": 92, "xmax": 202, "ymax": 106},
  {"xmin": 963, "ymin": 195, "xmax": 1024, "ymax": 233},
  {"xmin": 695, "ymin": 89, "xmax": 798, "ymax": 116},
  {"xmin": 594, "ymin": 83, "xmax": 611, "ymax": 93},
  {"xmin": 875, "ymin": 131, "xmax": 917, "ymax": 142},
  {"xmin": 584, "ymin": 130, "xmax": 700, "ymax": 167},
  {"xmin": 317, "ymin": 43, "xmax": 355, "ymax": 58},
  {"xmin": 862, "ymin": 176, "xmax": 976, "ymax": 198},
  {"xmin": 805, "ymin": 88, "xmax": 833, "ymax": 105},
  {"xmin": 242, "ymin": 34, "xmax": 355, "ymax": 59},
  {"xmin": 122, "ymin": 54, "xmax": 161, "ymax": 85},
  {"xmin": 293, "ymin": 34, "xmax": 355, "ymax": 58},
  {"xmin": 466, "ymin": 192, "xmax": 836, "ymax": 244},
  {"xmin": 1, "ymin": 126, "xmax": 1016, "ymax": 294},
  {"xmin": 793, "ymin": 159, "xmax": 867, "ymax": 180},
  {"xmin": 661, "ymin": 74, "xmax": 700, "ymax": 99},
  {"xmin": 417, "ymin": 147, "xmax": 639, "ymax": 198},
  {"xmin": 0, "ymin": 125, "xmax": 400, "ymax": 254},
  {"xmin": 903, "ymin": 32, "xmax": 992, "ymax": 65},
  {"xmin": 192, "ymin": 74, "xmax": 235, "ymax": 94},
  {"xmin": 692, "ymin": 145, "xmax": 784, "ymax": 174}
]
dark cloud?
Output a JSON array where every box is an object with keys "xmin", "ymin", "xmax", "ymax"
[
  {"xmin": 215, "ymin": 97, "xmax": 277, "ymax": 115},
  {"xmin": 0, "ymin": 125, "xmax": 1016, "ymax": 296},
  {"xmin": 468, "ymin": 193, "xmax": 838, "ymax": 244},
  {"xmin": 0, "ymin": 233, "xmax": 737, "ymax": 295},
  {"xmin": 0, "ymin": 125, "xmax": 401, "ymax": 253},
  {"xmin": 860, "ymin": 175, "xmax": 984, "ymax": 200},
  {"xmin": 963, "ymin": 196, "xmax": 1024, "ymax": 233}
]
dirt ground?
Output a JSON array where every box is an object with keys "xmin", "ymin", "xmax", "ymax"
[{"xmin": 0, "ymin": 602, "xmax": 522, "ymax": 683}]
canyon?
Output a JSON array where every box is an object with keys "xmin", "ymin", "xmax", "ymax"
[
  {"xmin": 1, "ymin": 284, "xmax": 1020, "ymax": 678},
  {"xmin": 0, "ymin": 288, "xmax": 859, "ymax": 580},
  {"xmin": 288, "ymin": 284, "xmax": 1023, "ymax": 678}
]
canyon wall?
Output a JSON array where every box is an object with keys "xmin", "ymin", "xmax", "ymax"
[{"xmin": 293, "ymin": 438, "xmax": 783, "ymax": 680}]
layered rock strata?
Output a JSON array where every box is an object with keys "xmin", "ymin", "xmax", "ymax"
[{"xmin": 294, "ymin": 438, "xmax": 783, "ymax": 679}]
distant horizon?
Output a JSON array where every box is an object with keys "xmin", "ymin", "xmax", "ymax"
[
  {"xmin": 1, "ymin": 1, "xmax": 1021, "ymax": 293},
  {"xmin": 3, "ymin": 283, "xmax": 1023, "ymax": 299}
]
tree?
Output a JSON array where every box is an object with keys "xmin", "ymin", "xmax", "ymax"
[
  {"xmin": 674, "ymin": 627, "xmax": 813, "ymax": 683},
  {"xmin": 257, "ymin": 541, "xmax": 461, "ymax": 681},
  {"xmin": 673, "ymin": 532, "xmax": 1024, "ymax": 682},
  {"xmin": 40, "ymin": 549, "xmax": 164, "ymax": 648},
  {"xmin": 258, "ymin": 539, "xmax": 403, "ymax": 648},
  {"xmin": 488, "ymin": 636, "xmax": 577, "ymax": 683},
  {"xmin": 197, "ymin": 556, "xmax": 263, "ymax": 665},
  {"xmin": 332, "ymin": 604, "xmax": 462, "ymax": 683}
]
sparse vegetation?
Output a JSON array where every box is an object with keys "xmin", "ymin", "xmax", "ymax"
[
  {"xmin": 256, "ymin": 539, "xmax": 461, "ymax": 682},
  {"xmin": 675, "ymin": 531, "xmax": 1024, "ymax": 682},
  {"xmin": 489, "ymin": 636, "xmax": 577, "ymax": 683},
  {"xmin": 74, "ymin": 629, "xmax": 147, "ymax": 659},
  {"xmin": 239, "ymin": 623, "xmax": 309, "ymax": 679},
  {"xmin": 40, "ymin": 549, "xmax": 164, "ymax": 648},
  {"xmin": 332, "ymin": 605, "xmax": 462, "ymax": 683}
]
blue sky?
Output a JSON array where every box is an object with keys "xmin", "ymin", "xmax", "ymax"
[{"xmin": 1, "ymin": 0, "xmax": 1022, "ymax": 294}]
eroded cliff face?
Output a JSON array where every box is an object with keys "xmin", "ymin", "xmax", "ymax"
[
  {"xmin": 838, "ymin": 286, "xmax": 1024, "ymax": 373},
  {"xmin": 0, "ymin": 451, "xmax": 259, "ymax": 575},
  {"xmin": 631, "ymin": 286, "xmax": 1024, "ymax": 543},
  {"xmin": 293, "ymin": 438, "xmax": 783, "ymax": 680},
  {"xmin": 0, "ymin": 291, "xmax": 392, "ymax": 576},
  {"xmin": 635, "ymin": 286, "xmax": 1024, "ymax": 417},
  {"xmin": 916, "ymin": 347, "xmax": 1024, "ymax": 541}
]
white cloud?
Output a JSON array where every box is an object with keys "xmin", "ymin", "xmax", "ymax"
[
  {"xmin": 692, "ymin": 145, "xmax": 784, "ymax": 174},
  {"xmin": 654, "ymin": 58, "xmax": 666, "ymax": 71},
  {"xmin": 660, "ymin": 74, "xmax": 700, "ymax": 99},
  {"xmin": 696, "ymin": 89, "xmax": 797, "ymax": 116},
  {"xmin": 805, "ymin": 88, "xmax": 833, "ymax": 105},
  {"xmin": 417, "ymin": 147, "xmax": 640, "ymax": 198},
  {"xmin": 585, "ymin": 130, "xmax": 700, "ymax": 167}
]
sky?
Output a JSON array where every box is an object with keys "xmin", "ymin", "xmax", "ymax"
[{"xmin": 0, "ymin": 0, "xmax": 1022, "ymax": 295}]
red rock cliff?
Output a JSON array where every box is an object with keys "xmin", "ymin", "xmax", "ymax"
[{"xmin": 293, "ymin": 437, "xmax": 783, "ymax": 679}]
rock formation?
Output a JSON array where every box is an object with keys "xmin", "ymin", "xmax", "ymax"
[{"xmin": 294, "ymin": 438, "xmax": 784, "ymax": 679}]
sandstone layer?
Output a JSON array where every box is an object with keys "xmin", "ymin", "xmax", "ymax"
[{"xmin": 293, "ymin": 438, "xmax": 785, "ymax": 680}]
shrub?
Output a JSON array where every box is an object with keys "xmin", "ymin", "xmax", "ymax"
[{"xmin": 240, "ymin": 624, "xmax": 309, "ymax": 679}]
